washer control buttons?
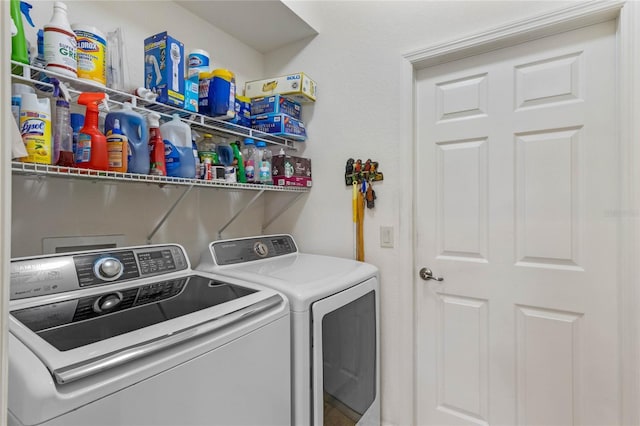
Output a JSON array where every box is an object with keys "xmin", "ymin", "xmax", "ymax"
[
  {"xmin": 93, "ymin": 292, "xmax": 123, "ymax": 313},
  {"xmin": 254, "ymin": 241, "xmax": 269, "ymax": 258},
  {"xmin": 94, "ymin": 257, "xmax": 124, "ymax": 281}
]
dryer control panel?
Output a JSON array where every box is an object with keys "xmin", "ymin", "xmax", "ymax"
[
  {"xmin": 10, "ymin": 245, "xmax": 188, "ymax": 300},
  {"xmin": 212, "ymin": 235, "xmax": 298, "ymax": 266}
]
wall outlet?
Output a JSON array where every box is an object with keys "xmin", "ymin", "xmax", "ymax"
[{"xmin": 380, "ymin": 226, "xmax": 394, "ymax": 248}]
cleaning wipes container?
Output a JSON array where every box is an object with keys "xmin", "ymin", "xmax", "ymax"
[
  {"xmin": 104, "ymin": 102, "xmax": 149, "ymax": 175},
  {"xmin": 72, "ymin": 24, "xmax": 107, "ymax": 86},
  {"xmin": 160, "ymin": 114, "xmax": 195, "ymax": 178}
]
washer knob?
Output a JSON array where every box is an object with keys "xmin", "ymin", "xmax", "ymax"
[
  {"xmin": 94, "ymin": 257, "xmax": 123, "ymax": 281},
  {"xmin": 93, "ymin": 292, "xmax": 123, "ymax": 313}
]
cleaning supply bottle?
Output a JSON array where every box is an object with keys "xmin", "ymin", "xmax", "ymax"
[
  {"xmin": 197, "ymin": 133, "xmax": 217, "ymax": 180},
  {"xmin": 11, "ymin": 83, "xmax": 34, "ymax": 126},
  {"xmin": 44, "ymin": 2, "xmax": 77, "ymax": 77},
  {"xmin": 76, "ymin": 92, "xmax": 108, "ymax": 170},
  {"xmin": 244, "ymin": 137, "xmax": 256, "ymax": 183},
  {"xmin": 51, "ymin": 78, "xmax": 74, "ymax": 166},
  {"xmin": 19, "ymin": 92, "xmax": 51, "ymax": 164},
  {"xmin": 106, "ymin": 119, "xmax": 128, "ymax": 172},
  {"xmin": 216, "ymin": 136, "xmax": 234, "ymax": 166},
  {"xmin": 231, "ymin": 141, "xmax": 246, "ymax": 183},
  {"xmin": 148, "ymin": 112, "xmax": 166, "ymax": 176},
  {"xmin": 10, "ymin": 0, "xmax": 34, "ymax": 71},
  {"xmin": 192, "ymin": 131, "xmax": 201, "ymax": 179},
  {"xmin": 70, "ymin": 113, "xmax": 84, "ymax": 160},
  {"xmin": 256, "ymin": 141, "xmax": 273, "ymax": 184},
  {"xmin": 211, "ymin": 69, "xmax": 236, "ymax": 119},
  {"xmin": 104, "ymin": 102, "xmax": 149, "ymax": 174},
  {"xmin": 160, "ymin": 114, "xmax": 195, "ymax": 178}
]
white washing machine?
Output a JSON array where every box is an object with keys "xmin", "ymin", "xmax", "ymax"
[
  {"xmin": 8, "ymin": 244, "xmax": 291, "ymax": 426},
  {"xmin": 196, "ymin": 234, "xmax": 380, "ymax": 426}
]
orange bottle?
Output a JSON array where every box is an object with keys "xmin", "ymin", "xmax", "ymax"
[{"xmin": 76, "ymin": 92, "xmax": 109, "ymax": 171}]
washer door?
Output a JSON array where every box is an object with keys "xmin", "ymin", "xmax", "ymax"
[{"xmin": 311, "ymin": 277, "xmax": 379, "ymax": 426}]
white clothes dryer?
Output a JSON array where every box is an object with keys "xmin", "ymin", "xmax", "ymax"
[
  {"xmin": 197, "ymin": 234, "xmax": 380, "ymax": 426},
  {"xmin": 8, "ymin": 244, "xmax": 291, "ymax": 426}
]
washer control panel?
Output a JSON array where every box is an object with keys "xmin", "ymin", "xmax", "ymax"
[
  {"xmin": 10, "ymin": 245, "xmax": 188, "ymax": 300},
  {"xmin": 212, "ymin": 235, "xmax": 297, "ymax": 266}
]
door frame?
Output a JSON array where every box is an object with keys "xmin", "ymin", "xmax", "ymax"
[
  {"xmin": 401, "ymin": 1, "xmax": 640, "ymax": 424},
  {"xmin": 1, "ymin": 1, "xmax": 12, "ymax": 425}
]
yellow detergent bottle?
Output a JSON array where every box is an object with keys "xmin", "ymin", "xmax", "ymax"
[{"xmin": 19, "ymin": 93, "xmax": 52, "ymax": 164}]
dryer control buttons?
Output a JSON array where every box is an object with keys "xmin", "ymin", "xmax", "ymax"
[
  {"xmin": 94, "ymin": 257, "xmax": 124, "ymax": 281},
  {"xmin": 254, "ymin": 242, "xmax": 269, "ymax": 258}
]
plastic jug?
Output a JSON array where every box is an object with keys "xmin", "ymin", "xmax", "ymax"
[
  {"xmin": 104, "ymin": 103, "xmax": 149, "ymax": 175},
  {"xmin": 44, "ymin": 1, "xmax": 77, "ymax": 77},
  {"xmin": 160, "ymin": 114, "xmax": 195, "ymax": 178}
]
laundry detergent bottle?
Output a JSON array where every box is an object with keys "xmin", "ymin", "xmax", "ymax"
[
  {"xmin": 76, "ymin": 92, "xmax": 108, "ymax": 170},
  {"xmin": 160, "ymin": 114, "xmax": 195, "ymax": 178},
  {"xmin": 104, "ymin": 102, "xmax": 149, "ymax": 174}
]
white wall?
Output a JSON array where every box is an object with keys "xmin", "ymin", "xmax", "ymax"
[
  {"xmin": 270, "ymin": 1, "xmax": 573, "ymax": 424},
  {"xmin": 9, "ymin": 1, "xmax": 578, "ymax": 425}
]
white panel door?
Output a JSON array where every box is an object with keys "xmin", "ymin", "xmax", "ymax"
[{"xmin": 415, "ymin": 20, "xmax": 619, "ymax": 425}]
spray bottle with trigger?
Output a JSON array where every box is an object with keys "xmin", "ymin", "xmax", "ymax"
[
  {"xmin": 10, "ymin": 0, "xmax": 34, "ymax": 72},
  {"xmin": 50, "ymin": 78, "xmax": 74, "ymax": 166},
  {"xmin": 76, "ymin": 93, "xmax": 110, "ymax": 171}
]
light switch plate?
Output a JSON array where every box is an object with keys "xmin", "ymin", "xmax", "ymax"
[{"xmin": 380, "ymin": 226, "xmax": 394, "ymax": 248}]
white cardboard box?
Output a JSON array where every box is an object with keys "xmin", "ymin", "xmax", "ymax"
[{"xmin": 244, "ymin": 72, "xmax": 317, "ymax": 103}]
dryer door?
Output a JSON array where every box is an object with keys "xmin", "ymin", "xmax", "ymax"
[{"xmin": 311, "ymin": 277, "xmax": 379, "ymax": 426}]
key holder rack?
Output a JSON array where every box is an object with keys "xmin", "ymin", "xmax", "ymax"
[{"xmin": 344, "ymin": 158, "xmax": 384, "ymax": 186}]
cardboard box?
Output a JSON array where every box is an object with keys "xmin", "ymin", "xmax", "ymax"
[
  {"xmin": 229, "ymin": 96, "xmax": 251, "ymax": 127},
  {"xmin": 272, "ymin": 154, "xmax": 312, "ymax": 187},
  {"xmin": 251, "ymin": 113, "xmax": 307, "ymax": 141},
  {"xmin": 244, "ymin": 72, "xmax": 316, "ymax": 103},
  {"xmin": 184, "ymin": 74, "xmax": 199, "ymax": 113},
  {"xmin": 251, "ymin": 95, "xmax": 301, "ymax": 119},
  {"xmin": 144, "ymin": 32, "xmax": 185, "ymax": 108}
]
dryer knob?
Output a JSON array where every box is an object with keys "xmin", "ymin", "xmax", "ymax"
[{"xmin": 95, "ymin": 257, "xmax": 123, "ymax": 281}]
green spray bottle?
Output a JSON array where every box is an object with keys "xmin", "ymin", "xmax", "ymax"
[
  {"xmin": 10, "ymin": 0, "xmax": 34, "ymax": 71},
  {"xmin": 231, "ymin": 141, "xmax": 246, "ymax": 183}
]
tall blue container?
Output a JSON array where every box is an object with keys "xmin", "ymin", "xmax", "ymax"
[{"xmin": 104, "ymin": 103, "xmax": 150, "ymax": 174}]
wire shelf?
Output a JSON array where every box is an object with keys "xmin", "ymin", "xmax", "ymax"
[
  {"xmin": 12, "ymin": 162, "xmax": 310, "ymax": 193},
  {"xmin": 10, "ymin": 61, "xmax": 300, "ymax": 151}
]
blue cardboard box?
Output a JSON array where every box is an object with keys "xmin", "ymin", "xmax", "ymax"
[
  {"xmin": 251, "ymin": 113, "xmax": 307, "ymax": 141},
  {"xmin": 144, "ymin": 32, "xmax": 185, "ymax": 108},
  {"xmin": 229, "ymin": 96, "xmax": 251, "ymax": 127},
  {"xmin": 184, "ymin": 74, "xmax": 199, "ymax": 113},
  {"xmin": 251, "ymin": 95, "xmax": 301, "ymax": 119}
]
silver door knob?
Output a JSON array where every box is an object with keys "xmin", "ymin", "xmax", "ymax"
[{"xmin": 419, "ymin": 267, "xmax": 443, "ymax": 281}]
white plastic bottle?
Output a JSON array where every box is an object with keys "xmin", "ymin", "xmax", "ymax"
[
  {"xmin": 160, "ymin": 114, "xmax": 196, "ymax": 178},
  {"xmin": 19, "ymin": 93, "xmax": 52, "ymax": 164},
  {"xmin": 244, "ymin": 138, "xmax": 257, "ymax": 183},
  {"xmin": 44, "ymin": 2, "xmax": 77, "ymax": 77},
  {"xmin": 256, "ymin": 141, "xmax": 272, "ymax": 185}
]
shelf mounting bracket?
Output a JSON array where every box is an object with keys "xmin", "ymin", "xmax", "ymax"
[
  {"xmin": 147, "ymin": 185, "xmax": 195, "ymax": 244},
  {"xmin": 262, "ymin": 192, "xmax": 306, "ymax": 232},
  {"xmin": 217, "ymin": 190, "xmax": 265, "ymax": 239}
]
